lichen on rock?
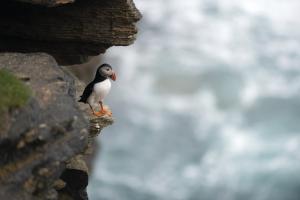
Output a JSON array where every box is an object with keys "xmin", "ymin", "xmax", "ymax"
[
  {"xmin": 0, "ymin": 69, "xmax": 31, "ymax": 112},
  {"xmin": 0, "ymin": 69, "xmax": 31, "ymax": 132}
]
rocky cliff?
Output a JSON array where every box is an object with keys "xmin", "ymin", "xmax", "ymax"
[
  {"xmin": 0, "ymin": 0, "xmax": 141, "ymax": 64},
  {"xmin": 0, "ymin": 0, "xmax": 141, "ymax": 199}
]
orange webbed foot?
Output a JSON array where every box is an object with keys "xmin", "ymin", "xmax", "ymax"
[
  {"xmin": 93, "ymin": 110, "xmax": 106, "ymax": 117},
  {"xmin": 104, "ymin": 106, "xmax": 113, "ymax": 117},
  {"xmin": 93, "ymin": 106, "xmax": 112, "ymax": 117}
]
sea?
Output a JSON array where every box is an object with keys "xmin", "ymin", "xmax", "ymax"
[{"xmin": 88, "ymin": 0, "xmax": 300, "ymax": 199}]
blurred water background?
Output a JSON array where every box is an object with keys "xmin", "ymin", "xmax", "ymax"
[{"xmin": 88, "ymin": 0, "xmax": 300, "ymax": 199}]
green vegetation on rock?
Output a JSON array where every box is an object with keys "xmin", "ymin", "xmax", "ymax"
[{"xmin": 0, "ymin": 69, "xmax": 31, "ymax": 113}]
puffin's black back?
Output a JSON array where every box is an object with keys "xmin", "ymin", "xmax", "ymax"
[
  {"xmin": 78, "ymin": 82, "xmax": 94, "ymax": 103},
  {"xmin": 78, "ymin": 64, "xmax": 109, "ymax": 103}
]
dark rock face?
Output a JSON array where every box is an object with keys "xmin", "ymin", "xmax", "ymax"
[
  {"xmin": 59, "ymin": 169, "xmax": 89, "ymax": 200},
  {"xmin": 0, "ymin": 0, "xmax": 141, "ymax": 65},
  {"xmin": 14, "ymin": 0, "xmax": 75, "ymax": 7},
  {"xmin": 0, "ymin": 53, "xmax": 114, "ymax": 200}
]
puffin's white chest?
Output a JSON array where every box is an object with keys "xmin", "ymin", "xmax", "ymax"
[
  {"xmin": 88, "ymin": 79, "xmax": 111, "ymax": 105},
  {"xmin": 93, "ymin": 79, "xmax": 111, "ymax": 99}
]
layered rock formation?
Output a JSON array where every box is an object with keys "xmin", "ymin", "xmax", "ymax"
[
  {"xmin": 0, "ymin": 0, "xmax": 141, "ymax": 64},
  {"xmin": 0, "ymin": 0, "xmax": 141, "ymax": 199},
  {"xmin": 15, "ymin": 0, "xmax": 75, "ymax": 7}
]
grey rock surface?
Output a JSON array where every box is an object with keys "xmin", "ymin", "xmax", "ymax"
[{"xmin": 0, "ymin": 53, "xmax": 113, "ymax": 200}]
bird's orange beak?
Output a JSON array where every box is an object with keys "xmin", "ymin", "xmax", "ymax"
[{"xmin": 110, "ymin": 72, "xmax": 116, "ymax": 81}]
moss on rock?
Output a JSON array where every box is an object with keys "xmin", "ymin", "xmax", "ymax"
[{"xmin": 0, "ymin": 69, "xmax": 31, "ymax": 113}]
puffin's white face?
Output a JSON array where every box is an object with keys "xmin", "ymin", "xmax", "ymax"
[{"xmin": 98, "ymin": 65, "xmax": 116, "ymax": 81}]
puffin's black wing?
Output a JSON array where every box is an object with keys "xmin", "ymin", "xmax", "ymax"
[{"xmin": 78, "ymin": 82, "xmax": 94, "ymax": 103}]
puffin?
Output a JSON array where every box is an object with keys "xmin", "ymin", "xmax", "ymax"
[{"xmin": 78, "ymin": 64, "xmax": 116, "ymax": 116}]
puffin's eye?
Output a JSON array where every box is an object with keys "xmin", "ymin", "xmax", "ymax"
[{"xmin": 106, "ymin": 68, "xmax": 110, "ymax": 71}]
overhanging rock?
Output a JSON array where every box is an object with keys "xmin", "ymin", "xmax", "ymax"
[{"xmin": 0, "ymin": 0, "xmax": 141, "ymax": 64}]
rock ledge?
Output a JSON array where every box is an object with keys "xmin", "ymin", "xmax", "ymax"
[{"xmin": 0, "ymin": 53, "xmax": 113, "ymax": 200}]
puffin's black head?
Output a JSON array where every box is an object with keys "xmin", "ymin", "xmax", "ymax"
[{"xmin": 95, "ymin": 64, "xmax": 117, "ymax": 81}]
